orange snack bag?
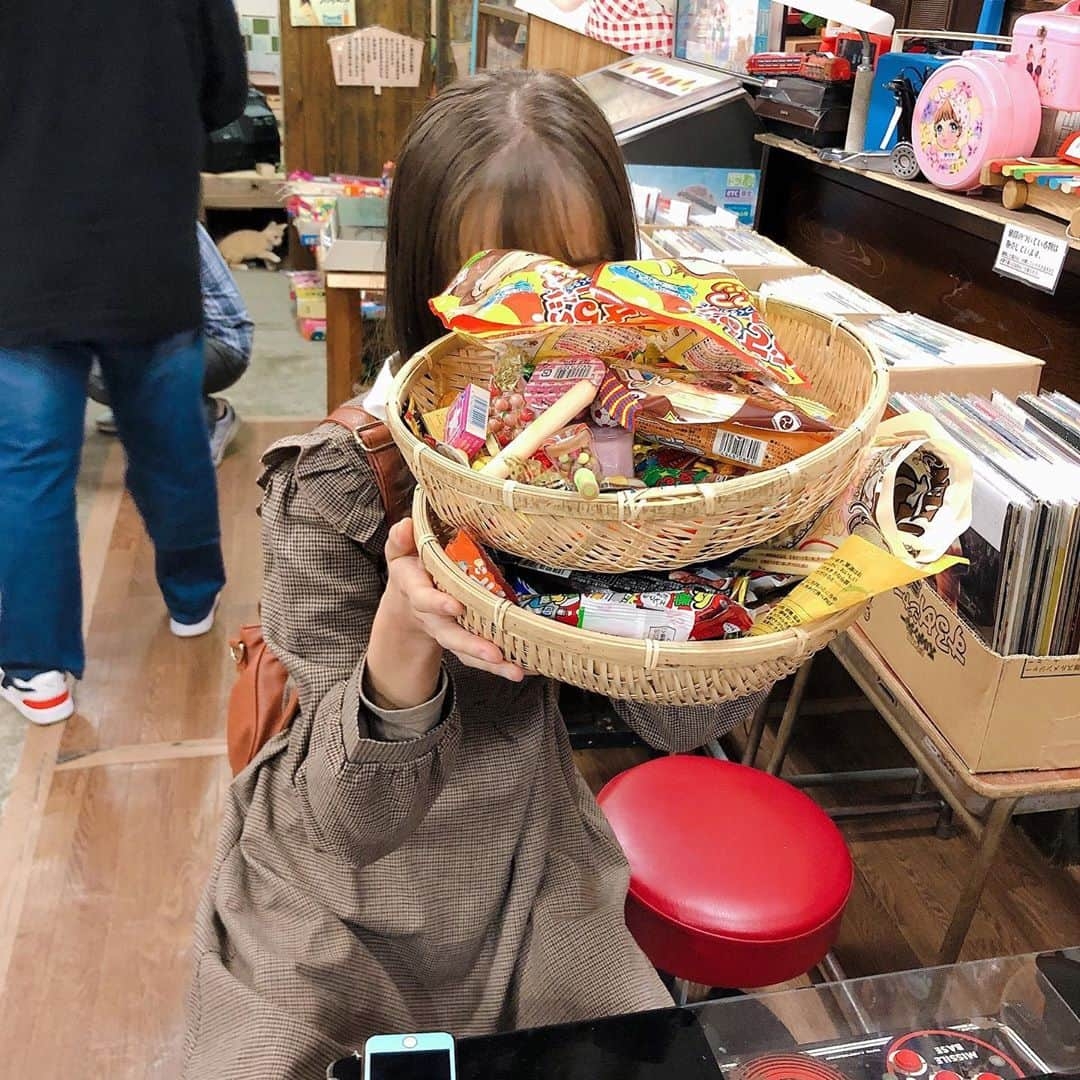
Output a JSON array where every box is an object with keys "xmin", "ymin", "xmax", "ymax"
[{"xmin": 445, "ymin": 531, "xmax": 516, "ymax": 601}]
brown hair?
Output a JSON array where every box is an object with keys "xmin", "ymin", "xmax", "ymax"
[
  {"xmin": 933, "ymin": 98, "xmax": 959, "ymax": 126},
  {"xmin": 386, "ymin": 69, "xmax": 637, "ymax": 365}
]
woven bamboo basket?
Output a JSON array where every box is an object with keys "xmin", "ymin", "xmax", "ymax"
[
  {"xmin": 414, "ymin": 489, "xmax": 862, "ymax": 706},
  {"xmin": 389, "ymin": 296, "xmax": 889, "ymax": 573}
]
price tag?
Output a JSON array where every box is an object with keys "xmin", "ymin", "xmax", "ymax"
[{"xmin": 993, "ymin": 223, "xmax": 1068, "ymax": 294}]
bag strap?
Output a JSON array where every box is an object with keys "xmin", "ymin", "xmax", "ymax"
[{"xmin": 323, "ymin": 404, "xmax": 412, "ymax": 527}]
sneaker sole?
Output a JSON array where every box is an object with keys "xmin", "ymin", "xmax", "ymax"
[
  {"xmin": 0, "ymin": 685, "xmax": 75, "ymax": 725},
  {"xmin": 170, "ymin": 594, "xmax": 221, "ymax": 638}
]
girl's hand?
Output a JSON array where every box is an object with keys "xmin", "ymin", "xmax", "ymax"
[{"xmin": 365, "ymin": 519, "xmax": 525, "ymax": 711}]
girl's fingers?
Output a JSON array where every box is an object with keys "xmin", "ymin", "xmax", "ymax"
[
  {"xmin": 419, "ymin": 617, "xmax": 525, "ymax": 681},
  {"xmin": 384, "ymin": 518, "xmax": 417, "ymax": 563},
  {"xmin": 392, "ymin": 557, "xmax": 464, "ymax": 620}
]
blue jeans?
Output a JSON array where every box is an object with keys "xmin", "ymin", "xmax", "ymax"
[{"xmin": 0, "ymin": 331, "xmax": 226, "ymax": 679}]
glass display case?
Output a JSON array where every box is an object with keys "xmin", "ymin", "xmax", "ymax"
[{"xmin": 329, "ymin": 950, "xmax": 1080, "ymax": 1079}]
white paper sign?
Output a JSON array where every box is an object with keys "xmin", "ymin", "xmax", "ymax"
[
  {"xmin": 328, "ymin": 26, "xmax": 423, "ymax": 93},
  {"xmin": 993, "ymin": 223, "xmax": 1068, "ymax": 294}
]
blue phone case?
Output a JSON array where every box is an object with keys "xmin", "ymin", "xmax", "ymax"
[{"xmin": 363, "ymin": 1032, "xmax": 456, "ymax": 1080}]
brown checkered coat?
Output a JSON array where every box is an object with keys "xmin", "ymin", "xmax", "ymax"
[{"xmin": 184, "ymin": 412, "xmax": 763, "ymax": 1079}]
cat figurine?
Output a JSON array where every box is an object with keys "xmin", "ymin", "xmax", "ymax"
[{"xmin": 217, "ymin": 221, "xmax": 287, "ymax": 269}]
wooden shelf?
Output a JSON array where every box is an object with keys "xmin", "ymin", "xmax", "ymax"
[
  {"xmin": 200, "ymin": 170, "xmax": 286, "ymax": 211},
  {"xmin": 757, "ymin": 134, "xmax": 1080, "ymax": 255}
]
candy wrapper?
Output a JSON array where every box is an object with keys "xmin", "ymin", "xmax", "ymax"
[
  {"xmin": 625, "ymin": 370, "xmax": 837, "ymax": 472},
  {"xmin": 744, "ymin": 414, "xmax": 974, "ymax": 635},
  {"xmin": 430, "ymin": 251, "xmax": 806, "ymax": 386},
  {"xmin": 525, "ymin": 359, "xmax": 608, "ymax": 416},
  {"xmin": 487, "ymin": 352, "xmax": 534, "ymax": 447},
  {"xmin": 445, "ymin": 531, "xmax": 517, "ymax": 601},
  {"xmin": 634, "ymin": 447, "xmax": 741, "ymax": 487},
  {"xmin": 518, "ymin": 588, "xmax": 754, "ymax": 642},
  {"xmin": 543, "ymin": 424, "xmax": 602, "ymax": 498}
]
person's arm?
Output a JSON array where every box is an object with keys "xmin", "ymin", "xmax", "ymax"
[
  {"xmin": 195, "ymin": 0, "xmax": 248, "ymax": 132},
  {"xmin": 608, "ymin": 692, "xmax": 769, "ymax": 754},
  {"xmin": 259, "ymin": 429, "xmax": 522, "ymax": 863}
]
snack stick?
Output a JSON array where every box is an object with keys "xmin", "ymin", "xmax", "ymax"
[{"xmin": 481, "ymin": 380, "xmax": 599, "ymax": 481}]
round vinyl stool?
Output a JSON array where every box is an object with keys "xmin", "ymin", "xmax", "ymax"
[{"xmin": 598, "ymin": 757, "xmax": 853, "ymax": 990}]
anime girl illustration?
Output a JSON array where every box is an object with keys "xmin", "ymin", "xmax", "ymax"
[{"xmin": 932, "ymin": 98, "xmax": 963, "ymax": 153}]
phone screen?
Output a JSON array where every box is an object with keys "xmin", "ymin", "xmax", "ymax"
[{"xmin": 369, "ymin": 1049, "xmax": 452, "ymax": 1080}]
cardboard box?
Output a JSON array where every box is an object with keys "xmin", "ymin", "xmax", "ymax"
[
  {"xmin": 862, "ymin": 580, "xmax": 1080, "ymax": 773},
  {"xmin": 320, "ymin": 201, "xmax": 386, "ymax": 273},
  {"xmin": 842, "ymin": 313, "xmax": 1044, "ymax": 399}
]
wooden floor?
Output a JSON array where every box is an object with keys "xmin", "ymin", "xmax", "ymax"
[{"xmin": 0, "ymin": 418, "xmax": 1077, "ymax": 1076}]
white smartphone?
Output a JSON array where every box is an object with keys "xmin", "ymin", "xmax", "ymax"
[{"xmin": 363, "ymin": 1032, "xmax": 456, "ymax": 1080}]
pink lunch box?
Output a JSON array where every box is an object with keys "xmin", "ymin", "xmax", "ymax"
[
  {"xmin": 1011, "ymin": 0, "xmax": 1080, "ymax": 111},
  {"xmin": 913, "ymin": 52, "xmax": 1042, "ymax": 191}
]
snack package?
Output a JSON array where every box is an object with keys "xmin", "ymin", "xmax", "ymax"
[
  {"xmin": 749, "ymin": 535, "xmax": 965, "ymax": 636},
  {"xmin": 509, "ymin": 559, "xmax": 750, "ymax": 603},
  {"xmin": 634, "ymin": 446, "xmax": 741, "ymax": 487},
  {"xmin": 518, "ymin": 588, "xmax": 754, "ymax": 642},
  {"xmin": 542, "ymin": 423, "xmax": 602, "ymax": 498},
  {"xmin": 445, "ymin": 531, "xmax": 516, "ymax": 601},
  {"xmin": 430, "ymin": 250, "xmax": 806, "ymax": 386},
  {"xmin": 737, "ymin": 413, "xmax": 974, "ymax": 577},
  {"xmin": 635, "ymin": 414, "xmax": 832, "ymax": 472},
  {"xmin": 445, "ymin": 384, "xmax": 491, "ymax": 461},
  {"xmin": 525, "ymin": 359, "xmax": 608, "ymax": 415},
  {"xmin": 488, "ymin": 352, "xmax": 534, "ymax": 447},
  {"xmin": 590, "ymin": 424, "xmax": 635, "ymax": 480},
  {"xmin": 623, "ymin": 369, "xmax": 836, "ymax": 471},
  {"xmin": 422, "ymin": 406, "xmax": 450, "ymax": 444},
  {"xmin": 592, "ymin": 367, "xmax": 671, "ymax": 429}
]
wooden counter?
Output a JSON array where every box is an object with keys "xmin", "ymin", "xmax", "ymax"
[{"xmin": 754, "ymin": 135, "xmax": 1080, "ymax": 399}]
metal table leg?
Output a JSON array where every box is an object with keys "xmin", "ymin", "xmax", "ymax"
[
  {"xmin": 767, "ymin": 658, "xmax": 815, "ymax": 776},
  {"xmin": 937, "ymin": 796, "xmax": 1020, "ymax": 965}
]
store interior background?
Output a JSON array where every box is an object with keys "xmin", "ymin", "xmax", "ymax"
[{"xmin": 0, "ymin": 0, "xmax": 1078, "ymax": 1074}]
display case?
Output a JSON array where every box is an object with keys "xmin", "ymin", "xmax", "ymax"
[
  {"xmin": 329, "ymin": 949, "xmax": 1080, "ymax": 1079},
  {"xmin": 577, "ymin": 53, "xmax": 762, "ymax": 169}
]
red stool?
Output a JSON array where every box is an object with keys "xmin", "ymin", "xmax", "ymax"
[{"xmin": 598, "ymin": 756, "xmax": 853, "ymax": 993}]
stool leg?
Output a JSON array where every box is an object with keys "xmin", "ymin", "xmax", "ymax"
[
  {"xmin": 740, "ymin": 690, "xmax": 772, "ymax": 767},
  {"xmin": 672, "ymin": 978, "xmax": 690, "ymax": 1007},
  {"xmin": 766, "ymin": 657, "xmax": 815, "ymax": 777}
]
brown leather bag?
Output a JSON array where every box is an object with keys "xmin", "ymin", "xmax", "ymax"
[{"xmin": 225, "ymin": 404, "xmax": 411, "ymax": 776}]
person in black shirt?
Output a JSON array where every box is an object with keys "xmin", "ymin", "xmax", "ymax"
[{"xmin": 0, "ymin": 1, "xmax": 247, "ymax": 724}]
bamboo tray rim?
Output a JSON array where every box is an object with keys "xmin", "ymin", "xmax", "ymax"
[
  {"xmin": 387, "ymin": 300, "xmax": 889, "ymax": 517},
  {"xmin": 413, "ymin": 488, "xmax": 859, "ymax": 669}
]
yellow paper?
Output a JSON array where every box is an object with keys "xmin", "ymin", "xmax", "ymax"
[{"xmin": 749, "ymin": 535, "xmax": 965, "ymax": 636}]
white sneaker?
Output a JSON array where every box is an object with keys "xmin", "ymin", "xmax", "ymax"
[
  {"xmin": 0, "ymin": 668, "xmax": 75, "ymax": 725},
  {"xmin": 169, "ymin": 594, "xmax": 221, "ymax": 639},
  {"xmin": 208, "ymin": 399, "xmax": 239, "ymax": 467}
]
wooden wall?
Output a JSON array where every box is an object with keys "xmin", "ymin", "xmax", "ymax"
[{"xmin": 279, "ymin": 1, "xmax": 433, "ymax": 176}]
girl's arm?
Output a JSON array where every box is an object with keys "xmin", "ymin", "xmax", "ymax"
[
  {"xmin": 259, "ymin": 429, "xmax": 522, "ymax": 863},
  {"xmin": 608, "ymin": 692, "xmax": 769, "ymax": 753}
]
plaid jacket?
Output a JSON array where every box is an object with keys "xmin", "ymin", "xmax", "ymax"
[{"xmin": 183, "ymin": 411, "xmax": 764, "ymax": 1078}]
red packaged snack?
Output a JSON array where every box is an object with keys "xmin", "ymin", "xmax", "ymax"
[{"xmin": 517, "ymin": 588, "xmax": 753, "ymax": 641}]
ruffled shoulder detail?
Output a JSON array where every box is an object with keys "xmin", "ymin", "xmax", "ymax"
[{"xmin": 259, "ymin": 420, "xmax": 386, "ymax": 549}]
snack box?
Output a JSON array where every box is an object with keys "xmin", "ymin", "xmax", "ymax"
[{"xmin": 861, "ymin": 580, "xmax": 1080, "ymax": 772}]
